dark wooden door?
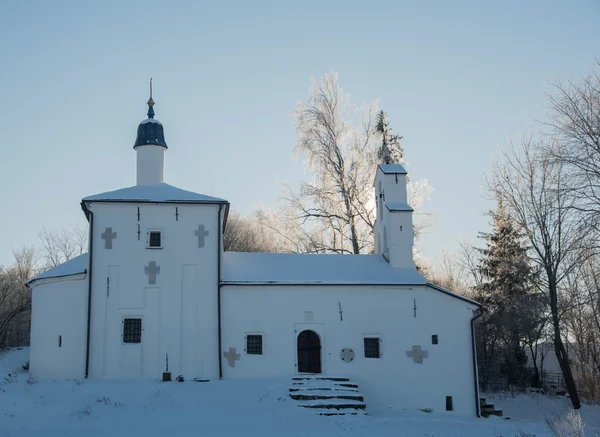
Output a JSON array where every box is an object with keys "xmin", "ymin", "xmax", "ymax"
[{"xmin": 297, "ymin": 330, "xmax": 321, "ymax": 373}]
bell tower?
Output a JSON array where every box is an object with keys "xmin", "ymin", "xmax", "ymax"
[
  {"xmin": 133, "ymin": 79, "xmax": 168, "ymax": 185},
  {"xmin": 373, "ymin": 163, "xmax": 415, "ymax": 269}
]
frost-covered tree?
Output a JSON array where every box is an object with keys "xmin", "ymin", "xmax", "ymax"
[
  {"xmin": 285, "ymin": 71, "xmax": 431, "ymax": 254},
  {"xmin": 223, "ymin": 212, "xmax": 283, "ymax": 253}
]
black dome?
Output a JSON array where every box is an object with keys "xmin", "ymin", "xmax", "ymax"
[{"xmin": 133, "ymin": 117, "xmax": 168, "ymax": 149}]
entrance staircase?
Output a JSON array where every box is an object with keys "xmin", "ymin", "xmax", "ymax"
[
  {"xmin": 289, "ymin": 376, "xmax": 366, "ymax": 416},
  {"xmin": 479, "ymin": 397, "xmax": 503, "ymax": 417}
]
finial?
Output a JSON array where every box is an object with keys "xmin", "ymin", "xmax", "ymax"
[{"xmin": 147, "ymin": 78, "xmax": 155, "ymax": 118}]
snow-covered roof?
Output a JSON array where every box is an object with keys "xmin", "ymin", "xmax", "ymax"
[
  {"xmin": 222, "ymin": 252, "xmax": 427, "ymax": 285},
  {"xmin": 386, "ymin": 202, "xmax": 414, "ymax": 212},
  {"xmin": 378, "ymin": 163, "xmax": 407, "ymax": 174},
  {"xmin": 26, "ymin": 253, "xmax": 88, "ymax": 286},
  {"xmin": 83, "ymin": 183, "xmax": 227, "ymax": 204},
  {"xmin": 222, "ymin": 252, "xmax": 481, "ymax": 306}
]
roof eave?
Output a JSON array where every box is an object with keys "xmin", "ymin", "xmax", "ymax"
[
  {"xmin": 426, "ymin": 282, "xmax": 482, "ymax": 307},
  {"xmin": 220, "ymin": 281, "xmax": 427, "ymax": 286},
  {"xmin": 82, "ymin": 198, "xmax": 229, "ymax": 205},
  {"xmin": 26, "ymin": 271, "xmax": 87, "ymax": 288}
]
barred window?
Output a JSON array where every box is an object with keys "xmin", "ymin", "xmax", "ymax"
[
  {"xmin": 123, "ymin": 318, "xmax": 142, "ymax": 343},
  {"xmin": 246, "ymin": 334, "xmax": 263, "ymax": 355},
  {"xmin": 364, "ymin": 337, "xmax": 381, "ymax": 358},
  {"xmin": 149, "ymin": 231, "xmax": 162, "ymax": 248}
]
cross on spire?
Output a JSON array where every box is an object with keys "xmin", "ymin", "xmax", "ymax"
[{"xmin": 147, "ymin": 78, "xmax": 155, "ymax": 119}]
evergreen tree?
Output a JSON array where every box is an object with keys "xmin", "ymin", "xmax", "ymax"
[
  {"xmin": 476, "ymin": 199, "xmax": 538, "ymax": 388},
  {"xmin": 375, "ymin": 110, "xmax": 404, "ymax": 164}
]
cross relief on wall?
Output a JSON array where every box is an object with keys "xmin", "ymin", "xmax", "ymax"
[
  {"xmin": 223, "ymin": 347, "xmax": 240, "ymax": 367},
  {"xmin": 406, "ymin": 345, "xmax": 429, "ymax": 364},
  {"xmin": 101, "ymin": 227, "xmax": 117, "ymax": 249},
  {"xmin": 144, "ymin": 261, "xmax": 160, "ymax": 285},
  {"xmin": 195, "ymin": 224, "xmax": 209, "ymax": 248}
]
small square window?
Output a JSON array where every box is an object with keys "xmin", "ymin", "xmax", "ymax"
[
  {"xmin": 123, "ymin": 318, "xmax": 142, "ymax": 343},
  {"xmin": 432, "ymin": 335, "xmax": 439, "ymax": 345},
  {"xmin": 246, "ymin": 334, "xmax": 263, "ymax": 355},
  {"xmin": 364, "ymin": 337, "xmax": 381, "ymax": 358},
  {"xmin": 148, "ymin": 231, "xmax": 162, "ymax": 248}
]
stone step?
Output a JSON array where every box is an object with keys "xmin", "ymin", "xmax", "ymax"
[
  {"xmin": 481, "ymin": 404, "xmax": 496, "ymax": 411},
  {"xmin": 290, "ymin": 392, "xmax": 364, "ymax": 402},
  {"xmin": 288, "ymin": 376, "xmax": 366, "ymax": 415},
  {"xmin": 296, "ymin": 398, "xmax": 366, "ymax": 410},
  {"xmin": 291, "ymin": 381, "xmax": 359, "ymax": 389},
  {"xmin": 289, "ymin": 387, "xmax": 359, "ymax": 393},
  {"xmin": 291, "ymin": 376, "xmax": 351, "ymax": 382},
  {"xmin": 312, "ymin": 409, "xmax": 367, "ymax": 416}
]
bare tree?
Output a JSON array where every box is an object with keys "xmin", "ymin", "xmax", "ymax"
[
  {"xmin": 490, "ymin": 136, "xmax": 592, "ymax": 408},
  {"xmin": 562, "ymin": 253, "xmax": 600, "ymax": 403},
  {"xmin": 425, "ymin": 249, "xmax": 470, "ymax": 294},
  {"xmin": 287, "ymin": 71, "xmax": 431, "ymax": 254},
  {"xmin": 0, "ymin": 247, "xmax": 36, "ymax": 348},
  {"xmin": 0, "ymin": 226, "xmax": 88, "ymax": 348},
  {"xmin": 547, "ymin": 62, "xmax": 600, "ymax": 229},
  {"xmin": 457, "ymin": 240, "xmax": 484, "ymax": 290},
  {"xmin": 38, "ymin": 225, "xmax": 87, "ymax": 269}
]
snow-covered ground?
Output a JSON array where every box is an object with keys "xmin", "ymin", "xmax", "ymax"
[{"xmin": 1, "ymin": 348, "xmax": 599, "ymax": 437}]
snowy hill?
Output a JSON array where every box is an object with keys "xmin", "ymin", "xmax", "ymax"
[{"xmin": 1, "ymin": 348, "xmax": 599, "ymax": 437}]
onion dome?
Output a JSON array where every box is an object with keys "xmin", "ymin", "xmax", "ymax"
[{"xmin": 133, "ymin": 79, "xmax": 168, "ymax": 149}]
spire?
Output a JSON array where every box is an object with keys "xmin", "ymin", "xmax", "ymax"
[
  {"xmin": 134, "ymin": 79, "xmax": 168, "ymax": 149},
  {"xmin": 147, "ymin": 78, "xmax": 155, "ymax": 119}
]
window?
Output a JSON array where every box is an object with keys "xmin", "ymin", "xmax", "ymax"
[
  {"xmin": 432, "ymin": 335, "xmax": 439, "ymax": 345},
  {"xmin": 364, "ymin": 337, "xmax": 381, "ymax": 358},
  {"xmin": 446, "ymin": 396, "xmax": 453, "ymax": 411},
  {"xmin": 377, "ymin": 181, "xmax": 383, "ymax": 220},
  {"xmin": 148, "ymin": 230, "xmax": 162, "ymax": 248},
  {"xmin": 246, "ymin": 334, "xmax": 263, "ymax": 355},
  {"xmin": 123, "ymin": 318, "xmax": 142, "ymax": 343}
]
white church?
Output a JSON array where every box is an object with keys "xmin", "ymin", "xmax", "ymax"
[{"xmin": 27, "ymin": 91, "xmax": 482, "ymax": 415}]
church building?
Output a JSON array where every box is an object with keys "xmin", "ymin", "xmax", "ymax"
[{"xmin": 27, "ymin": 91, "xmax": 482, "ymax": 415}]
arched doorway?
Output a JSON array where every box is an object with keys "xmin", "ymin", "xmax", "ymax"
[{"xmin": 297, "ymin": 330, "xmax": 321, "ymax": 373}]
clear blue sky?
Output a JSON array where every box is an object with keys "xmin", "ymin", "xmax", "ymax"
[{"xmin": 0, "ymin": 0, "xmax": 598, "ymax": 267}]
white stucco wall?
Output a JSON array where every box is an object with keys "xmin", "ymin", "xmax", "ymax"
[
  {"xmin": 221, "ymin": 284, "xmax": 478, "ymax": 415},
  {"xmin": 135, "ymin": 145, "xmax": 165, "ymax": 185},
  {"xmin": 29, "ymin": 275, "xmax": 87, "ymax": 379},
  {"xmin": 86, "ymin": 201, "xmax": 222, "ymax": 380}
]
